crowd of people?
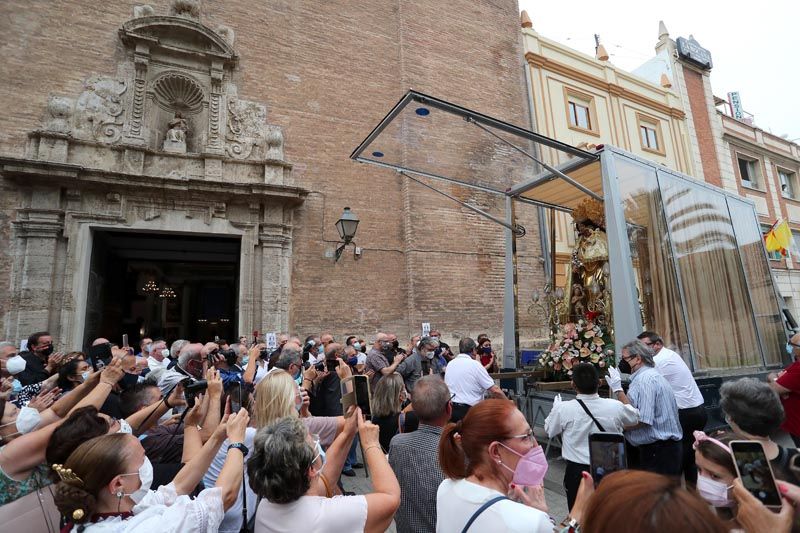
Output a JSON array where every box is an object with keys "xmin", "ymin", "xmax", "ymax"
[{"xmin": 1, "ymin": 328, "xmax": 800, "ymax": 532}]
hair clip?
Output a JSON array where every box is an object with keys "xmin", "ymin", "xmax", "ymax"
[
  {"xmin": 453, "ymin": 431, "xmax": 462, "ymax": 442},
  {"xmin": 52, "ymin": 464, "xmax": 84, "ymax": 486},
  {"xmin": 72, "ymin": 509, "xmax": 85, "ymax": 521}
]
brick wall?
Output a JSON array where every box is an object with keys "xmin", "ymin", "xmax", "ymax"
[
  {"xmin": 0, "ymin": 0, "xmax": 544, "ymax": 348},
  {"xmin": 682, "ymin": 65, "xmax": 722, "ymax": 187}
]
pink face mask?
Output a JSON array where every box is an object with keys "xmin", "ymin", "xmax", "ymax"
[{"xmin": 497, "ymin": 442, "xmax": 548, "ymax": 486}]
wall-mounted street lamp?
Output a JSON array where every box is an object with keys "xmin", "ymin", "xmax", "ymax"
[{"xmin": 334, "ymin": 207, "xmax": 359, "ymax": 262}]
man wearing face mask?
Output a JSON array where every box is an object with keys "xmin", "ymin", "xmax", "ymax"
[
  {"xmin": 146, "ymin": 339, "xmax": 170, "ymax": 372},
  {"xmin": 637, "ymin": 331, "xmax": 706, "ymax": 486},
  {"xmin": 768, "ymin": 331, "xmax": 800, "ymax": 447},
  {"xmin": 365, "ymin": 333, "xmax": 406, "ymax": 388},
  {"xmin": 17, "ymin": 331, "xmax": 57, "ymax": 385},
  {"xmin": 397, "ymin": 336, "xmax": 439, "ymax": 394},
  {"xmin": 606, "ymin": 340, "xmax": 682, "ymax": 476}
]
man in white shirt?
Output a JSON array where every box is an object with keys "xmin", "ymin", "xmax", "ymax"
[
  {"xmin": 444, "ymin": 337, "xmax": 506, "ymax": 421},
  {"xmin": 545, "ymin": 362, "xmax": 639, "ymax": 508},
  {"xmin": 637, "ymin": 331, "xmax": 707, "ymax": 486},
  {"xmin": 146, "ymin": 339, "xmax": 169, "ymax": 372}
]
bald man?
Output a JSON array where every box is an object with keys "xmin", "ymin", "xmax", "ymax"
[{"xmin": 365, "ymin": 332, "xmax": 406, "ymax": 387}]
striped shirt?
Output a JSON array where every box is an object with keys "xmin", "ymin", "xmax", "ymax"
[
  {"xmin": 625, "ymin": 366, "xmax": 682, "ymax": 446},
  {"xmin": 388, "ymin": 424, "xmax": 444, "ymax": 533}
]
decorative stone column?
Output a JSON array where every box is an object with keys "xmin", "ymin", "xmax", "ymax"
[{"xmin": 125, "ymin": 43, "xmax": 150, "ymax": 146}]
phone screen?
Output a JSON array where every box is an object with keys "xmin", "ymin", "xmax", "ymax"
[
  {"xmin": 354, "ymin": 375, "xmax": 371, "ymax": 417},
  {"xmin": 589, "ymin": 433, "xmax": 627, "ymax": 485},
  {"xmin": 732, "ymin": 441, "xmax": 782, "ymax": 507},
  {"xmin": 230, "ymin": 382, "xmax": 243, "ymax": 413}
]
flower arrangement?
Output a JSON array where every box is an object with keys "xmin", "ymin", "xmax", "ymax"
[{"xmin": 539, "ymin": 319, "xmax": 614, "ymax": 382}]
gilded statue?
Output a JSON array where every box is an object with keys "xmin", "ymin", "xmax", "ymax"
[{"xmin": 563, "ymin": 198, "xmax": 610, "ymax": 323}]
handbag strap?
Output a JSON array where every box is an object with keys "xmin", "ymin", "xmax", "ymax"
[
  {"xmin": 576, "ymin": 399, "xmax": 606, "ymax": 432},
  {"xmin": 461, "ymin": 495, "xmax": 508, "ymax": 533}
]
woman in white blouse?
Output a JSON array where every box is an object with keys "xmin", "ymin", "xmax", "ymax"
[
  {"xmin": 52, "ymin": 408, "xmax": 249, "ymax": 532},
  {"xmin": 247, "ymin": 410, "xmax": 400, "ymax": 533}
]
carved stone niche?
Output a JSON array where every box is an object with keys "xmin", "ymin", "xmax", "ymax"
[{"xmin": 119, "ymin": 8, "xmax": 238, "ymax": 154}]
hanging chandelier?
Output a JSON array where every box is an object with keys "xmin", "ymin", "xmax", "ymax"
[
  {"xmin": 159, "ymin": 286, "xmax": 177, "ymax": 299},
  {"xmin": 142, "ymin": 280, "xmax": 160, "ymax": 294}
]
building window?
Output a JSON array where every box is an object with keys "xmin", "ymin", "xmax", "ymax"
[
  {"xmin": 779, "ymin": 168, "xmax": 797, "ymax": 199},
  {"xmin": 635, "ymin": 113, "xmax": 665, "ymax": 156},
  {"xmin": 737, "ymin": 156, "xmax": 761, "ymax": 189},
  {"xmin": 640, "ymin": 124, "xmax": 658, "ymax": 150},
  {"xmin": 568, "ymin": 101, "xmax": 591, "ymax": 130},
  {"xmin": 563, "ymin": 88, "xmax": 599, "ymax": 136}
]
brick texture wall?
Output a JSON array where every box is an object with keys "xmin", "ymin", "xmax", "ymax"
[
  {"xmin": 0, "ymin": 0, "xmax": 544, "ymax": 348},
  {"xmin": 683, "ymin": 65, "xmax": 722, "ymax": 188}
]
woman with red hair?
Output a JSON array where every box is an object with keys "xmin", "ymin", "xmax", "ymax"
[{"xmin": 437, "ymin": 399, "xmax": 551, "ymax": 532}]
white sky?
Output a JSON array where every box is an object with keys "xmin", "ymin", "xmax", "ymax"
[{"xmin": 518, "ymin": 0, "xmax": 800, "ymax": 141}]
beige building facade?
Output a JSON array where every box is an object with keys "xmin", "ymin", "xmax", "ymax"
[{"xmin": 520, "ymin": 14, "xmax": 694, "ymax": 290}]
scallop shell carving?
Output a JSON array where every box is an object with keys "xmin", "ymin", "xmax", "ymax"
[{"xmin": 152, "ymin": 73, "xmax": 205, "ymax": 114}]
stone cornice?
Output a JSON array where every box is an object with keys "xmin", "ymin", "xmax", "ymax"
[
  {"xmin": 0, "ymin": 157, "xmax": 309, "ymax": 204},
  {"xmin": 722, "ymin": 133, "xmax": 800, "ymax": 168},
  {"xmin": 525, "ymin": 52, "xmax": 686, "ymax": 120}
]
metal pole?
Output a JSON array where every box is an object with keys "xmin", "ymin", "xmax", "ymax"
[
  {"xmin": 503, "ymin": 196, "xmax": 520, "ymax": 369},
  {"xmin": 550, "ymin": 208, "xmax": 557, "ymax": 289},
  {"xmin": 399, "ymin": 171, "xmax": 525, "ymax": 236},
  {"xmin": 467, "ymin": 118, "xmax": 603, "ymax": 202}
]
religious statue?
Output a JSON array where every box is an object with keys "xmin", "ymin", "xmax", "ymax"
[
  {"xmin": 162, "ymin": 112, "xmax": 190, "ymax": 153},
  {"xmin": 166, "ymin": 112, "xmax": 189, "ymax": 143},
  {"xmin": 564, "ymin": 198, "xmax": 610, "ymax": 323}
]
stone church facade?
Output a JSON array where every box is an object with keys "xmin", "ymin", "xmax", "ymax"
[{"xmin": 0, "ymin": 0, "xmax": 544, "ymax": 350}]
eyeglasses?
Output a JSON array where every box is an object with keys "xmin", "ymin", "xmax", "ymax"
[
  {"xmin": 621, "ymin": 355, "xmax": 638, "ymax": 362},
  {"xmin": 506, "ymin": 429, "xmax": 536, "ymax": 445}
]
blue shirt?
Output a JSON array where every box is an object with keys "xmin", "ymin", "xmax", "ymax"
[
  {"xmin": 219, "ymin": 367, "xmax": 243, "ymax": 388},
  {"xmin": 625, "ymin": 366, "xmax": 682, "ymax": 446}
]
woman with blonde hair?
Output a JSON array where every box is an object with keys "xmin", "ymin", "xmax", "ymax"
[
  {"xmin": 203, "ymin": 367, "xmax": 346, "ymax": 532},
  {"xmin": 370, "ymin": 373, "xmax": 405, "ymax": 452}
]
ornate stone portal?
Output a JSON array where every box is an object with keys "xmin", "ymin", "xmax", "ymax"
[{"xmin": 2, "ymin": 1, "xmax": 306, "ymax": 349}]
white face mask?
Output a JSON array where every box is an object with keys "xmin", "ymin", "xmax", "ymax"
[
  {"xmin": 696, "ymin": 474, "xmax": 734, "ymax": 508},
  {"xmin": 353, "ymin": 342, "xmax": 361, "ymax": 351},
  {"xmin": 6, "ymin": 355, "xmax": 26, "ymax": 375},
  {"xmin": 80, "ymin": 370, "xmax": 91, "ymax": 382},
  {"xmin": 117, "ymin": 419, "xmax": 133, "ymax": 434},
  {"xmin": 15, "ymin": 406, "xmax": 42, "ymax": 434},
  {"xmin": 0, "ymin": 405, "xmax": 41, "ymax": 440},
  {"xmin": 121, "ymin": 456, "xmax": 153, "ymax": 504},
  {"xmin": 161, "ymin": 349, "xmax": 170, "ymax": 359}
]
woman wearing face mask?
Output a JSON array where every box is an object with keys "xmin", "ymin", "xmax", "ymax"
[
  {"xmin": 692, "ymin": 431, "xmax": 741, "ymax": 528},
  {"xmin": 247, "ymin": 410, "xmax": 400, "ymax": 533},
  {"xmin": 57, "ymin": 359, "xmax": 92, "ymax": 393},
  {"xmin": 203, "ymin": 369, "xmax": 346, "ymax": 533},
  {"xmin": 53, "ymin": 408, "xmax": 249, "ymax": 532},
  {"xmin": 437, "ymin": 399, "xmax": 551, "ymax": 533},
  {"xmin": 477, "ymin": 336, "xmax": 498, "ymax": 373}
]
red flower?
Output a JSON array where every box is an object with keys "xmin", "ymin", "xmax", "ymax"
[{"xmin": 586, "ymin": 311, "xmax": 600, "ymax": 321}]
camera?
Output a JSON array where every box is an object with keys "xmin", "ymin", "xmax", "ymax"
[{"xmin": 181, "ymin": 378, "xmax": 208, "ymax": 408}]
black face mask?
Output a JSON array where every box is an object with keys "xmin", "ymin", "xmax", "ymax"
[
  {"xmin": 392, "ymin": 340, "xmax": 399, "ymax": 350},
  {"xmin": 40, "ymin": 345, "xmax": 54, "ymax": 357},
  {"xmin": 618, "ymin": 358, "xmax": 632, "ymax": 374}
]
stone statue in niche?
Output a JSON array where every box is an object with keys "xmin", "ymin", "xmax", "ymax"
[
  {"xmin": 73, "ymin": 76, "xmax": 127, "ymax": 144},
  {"xmin": 163, "ymin": 112, "xmax": 190, "ymax": 153}
]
